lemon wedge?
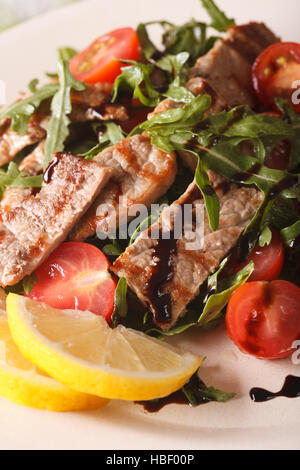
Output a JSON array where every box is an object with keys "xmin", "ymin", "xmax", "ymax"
[
  {"xmin": 0, "ymin": 289, "xmax": 107, "ymax": 412},
  {"xmin": 7, "ymin": 294, "xmax": 203, "ymax": 401}
]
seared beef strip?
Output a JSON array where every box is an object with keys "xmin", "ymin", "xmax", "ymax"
[
  {"xmin": 0, "ymin": 117, "xmax": 46, "ymax": 167},
  {"xmin": 70, "ymin": 82, "xmax": 112, "ymax": 108},
  {"xmin": 190, "ymin": 22, "xmax": 279, "ymax": 108},
  {"xmin": 1, "ymin": 187, "xmax": 33, "ymax": 213},
  {"xmin": 112, "ymin": 181, "xmax": 264, "ymax": 330},
  {"xmin": 0, "ymin": 153, "xmax": 113, "ymax": 286},
  {"xmin": 70, "ymin": 82, "xmax": 129, "ymax": 123},
  {"xmin": 69, "ymin": 135, "xmax": 177, "ymax": 241},
  {"xmin": 0, "ymin": 141, "xmax": 45, "ymax": 213},
  {"xmin": 18, "ymin": 140, "xmax": 45, "ymax": 175}
]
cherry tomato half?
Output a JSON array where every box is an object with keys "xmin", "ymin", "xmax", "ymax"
[
  {"xmin": 70, "ymin": 27, "xmax": 140, "ymax": 84},
  {"xmin": 252, "ymin": 42, "xmax": 300, "ymax": 113},
  {"xmin": 226, "ymin": 280, "xmax": 300, "ymax": 359},
  {"xmin": 225, "ymin": 230, "xmax": 284, "ymax": 283},
  {"xmin": 28, "ymin": 242, "xmax": 117, "ymax": 323}
]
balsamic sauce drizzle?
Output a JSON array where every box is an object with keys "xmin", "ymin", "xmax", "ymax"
[
  {"xmin": 145, "ymin": 231, "xmax": 177, "ymax": 325},
  {"xmin": 43, "ymin": 153, "xmax": 62, "ymax": 184},
  {"xmin": 250, "ymin": 376, "xmax": 300, "ymax": 403},
  {"xmin": 137, "ymin": 373, "xmax": 213, "ymax": 413}
]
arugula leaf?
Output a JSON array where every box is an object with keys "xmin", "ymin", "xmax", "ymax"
[
  {"xmin": 162, "ymin": 19, "xmax": 211, "ymax": 63},
  {"xmin": 23, "ymin": 273, "xmax": 39, "ymax": 296},
  {"xmin": 112, "ymin": 53, "xmax": 193, "ymax": 109},
  {"xmin": 0, "ymin": 162, "xmax": 43, "ymax": 199},
  {"xmin": 80, "ymin": 122, "xmax": 126, "ymax": 160},
  {"xmin": 140, "ymin": 94, "xmax": 211, "ymax": 144},
  {"xmin": 136, "ymin": 23, "xmax": 159, "ymax": 61},
  {"xmin": 224, "ymin": 113, "xmax": 293, "ymax": 139},
  {"xmin": 195, "ymin": 156, "xmax": 220, "ymax": 231},
  {"xmin": 43, "ymin": 48, "xmax": 85, "ymax": 169},
  {"xmin": 206, "ymin": 258, "xmax": 228, "ymax": 295},
  {"xmin": 112, "ymin": 61, "xmax": 160, "ymax": 107},
  {"xmin": 111, "ymin": 278, "xmax": 128, "ymax": 328},
  {"xmin": 28, "ymin": 79, "xmax": 39, "ymax": 94},
  {"xmin": 102, "ymin": 238, "xmax": 123, "ymax": 257},
  {"xmin": 201, "ymin": 0, "xmax": 235, "ymax": 32},
  {"xmin": 281, "ymin": 220, "xmax": 300, "ymax": 247},
  {"xmin": 198, "ymin": 141, "xmax": 292, "ymax": 194},
  {"xmin": 280, "ymin": 183, "xmax": 300, "ymax": 202},
  {"xmin": 147, "ymin": 261, "xmax": 254, "ymax": 338},
  {"xmin": 159, "ymin": 52, "xmax": 195, "ymax": 103},
  {"xmin": 58, "ymin": 47, "xmax": 78, "ymax": 61},
  {"xmin": 137, "ymin": 0, "xmax": 233, "ymax": 73},
  {"xmin": 142, "ymin": 95, "xmax": 296, "ymax": 193},
  {"xmin": 103, "ymin": 122, "xmax": 126, "ymax": 144},
  {"xmin": 195, "ymin": 106, "xmax": 293, "ymax": 140},
  {"xmin": 276, "ymin": 98, "xmax": 300, "ymax": 171},
  {"xmin": 156, "ymin": 51, "xmax": 189, "ymax": 76},
  {"xmin": 141, "ymin": 95, "xmax": 298, "ymax": 230},
  {"xmin": 198, "ymin": 261, "xmax": 254, "ymax": 327},
  {"xmin": 141, "ymin": 372, "xmax": 235, "ymax": 408},
  {"xmin": 259, "ymin": 226, "xmax": 273, "ymax": 247},
  {"xmin": 264, "ymin": 197, "xmax": 300, "ymax": 232},
  {"xmin": 5, "ymin": 273, "xmax": 39, "ymax": 296},
  {"xmin": 164, "ymin": 81, "xmax": 195, "ymax": 104},
  {"xmin": 0, "ymin": 83, "xmax": 58, "ymax": 136},
  {"xmin": 182, "ymin": 376, "xmax": 235, "ymax": 405},
  {"xmin": 129, "ymin": 215, "xmax": 153, "ymax": 246}
]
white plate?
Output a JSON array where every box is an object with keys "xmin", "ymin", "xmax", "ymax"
[{"xmin": 0, "ymin": 0, "xmax": 299, "ymax": 451}]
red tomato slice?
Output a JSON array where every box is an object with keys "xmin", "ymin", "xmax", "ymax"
[
  {"xmin": 70, "ymin": 27, "xmax": 140, "ymax": 84},
  {"xmin": 226, "ymin": 280, "xmax": 300, "ymax": 359},
  {"xmin": 28, "ymin": 242, "xmax": 117, "ymax": 322},
  {"xmin": 225, "ymin": 230, "xmax": 284, "ymax": 282},
  {"xmin": 252, "ymin": 42, "xmax": 300, "ymax": 113}
]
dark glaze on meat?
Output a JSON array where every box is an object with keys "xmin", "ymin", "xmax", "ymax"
[{"xmin": 145, "ymin": 231, "xmax": 177, "ymax": 324}]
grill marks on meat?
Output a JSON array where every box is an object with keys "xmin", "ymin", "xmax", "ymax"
[
  {"xmin": 0, "ymin": 117, "xmax": 46, "ymax": 167},
  {"xmin": 190, "ymin": 22, "xmax": 279, "ymax": 107},
  {"xmin": 69, "ymin": 135, "xmax": 177, "ymax": 241},
  {"xmin": 0, "ymin": 153, "xmax": 113, "ymax": 286},
  {"xmin": 112, "ymin": 181, "xmax": 264, "ymax": 330}
]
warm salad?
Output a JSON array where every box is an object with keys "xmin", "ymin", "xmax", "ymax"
[{"xmin": 0, "ymin": 0, "xmax": 299, "ymax": 412}]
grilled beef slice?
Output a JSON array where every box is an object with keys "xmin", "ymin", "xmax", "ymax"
[
  {"xmin": 190, "ymin": 22, "xmax": 279, "ymax": 107},
  {"xmin": 69, "ymin": 135, "xmax": 177, "ymax": 241},
  {"xmin": 18, "ymin": 140, "xmax": 45, "ymax": 175},
  {"xmin": 0, "ymin": 117, "xmax": 46, "ymax": 167},
  {"xmin": 112, "ymin": 181, "xmax": 264, "ymax": 330},
  {"xmin": 0, "ymin": 153, "xmax": 113, "ymax": 286},
  {"xmin": 0, "ymin": 141, "xmax": 45, "ymax": 214}
]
